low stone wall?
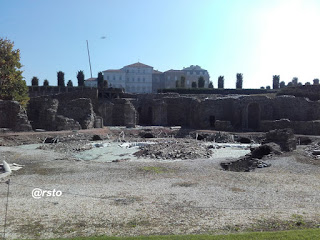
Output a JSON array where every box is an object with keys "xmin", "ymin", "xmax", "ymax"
[
  {"xmin": 260, "ymin": 119, "xmax": 320, "ymax": 135},
  {"xmin": 0, "ymin": 100, "xmax": 32, "ymax": 131}
]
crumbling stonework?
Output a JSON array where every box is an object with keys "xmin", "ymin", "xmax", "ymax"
[
  {"xmin": 0, "ymin": 100, "xmax": 32, "ymax": 131},
  {"xmin": 58, "ymin": 98, "xmax": 95, "ymax": 129},
  {"xmin": 98, "ymin": 99, "xmax": 136, "ymax": 127},
  {"xmin": 126, "ymin": 94, "xmax": 320, "ymax": 135},
  {"xmin": 264, "ymin": 128, "xmax": 296, "ymax": 151},
  {"xmin": 28, "ymin": 97, "xmax": 96, "ymax": 131},
  {"xmin": 26, "ymin": 90, "xmax": 320, "ymax": 135}
]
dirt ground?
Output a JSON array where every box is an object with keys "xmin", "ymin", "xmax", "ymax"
[{"xmin": 0, "ymin": 127, "xmax": 320, "ymax": 239}]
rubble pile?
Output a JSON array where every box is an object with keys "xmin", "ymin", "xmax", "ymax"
[
  {"xmin": 220, "ymin": 144, "xmax": 276, "ymax": 172},
  {"xmin": 134, "ymin": 139, "xmax": 213, "ymax": 160},
  {"xmin": 37, "ymin": 134, "xmax": 93, "ymax": 154},
  {"xmin": 264, "ymin": 128, "xmax": 296, "ymax": 151},
  {"xmin": 303, "ymin": 142, "xmax": 320, "ymax": 159},
  {"xmin": 220, "ymin": 157, "xmax": 271, "ymax": 172}
]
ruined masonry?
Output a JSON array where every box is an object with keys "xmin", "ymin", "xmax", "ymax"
[
  {"xmin": 0, "ymin": 100, "xmax": 32, "ymax": 131},
  {"xmin": 2, "ymin": 87, "xmax": 320, "ymax": 135}
]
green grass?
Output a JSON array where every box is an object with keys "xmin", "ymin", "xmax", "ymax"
[{"xmin": 43, "ymin": 228, "xmax": 320, "ymax": 240}]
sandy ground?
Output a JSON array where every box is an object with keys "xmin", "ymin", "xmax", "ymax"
[{"xmin": 0, "ymin": 128, "xmax": 320, "ymax": 239}]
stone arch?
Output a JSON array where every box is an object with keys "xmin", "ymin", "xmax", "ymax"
[{"xmin": 247, "ymin": 103, "xmax": 260, "ymax": 130}]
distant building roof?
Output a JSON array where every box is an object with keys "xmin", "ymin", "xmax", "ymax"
[
  {"xmin": 123, "ymin": 62, "xmax": 153, "ymax": 68},
  {"xmin": 103, "ymin": 69, "xmax": 122, "ymax": 73},
  {"xmin": 182, "ymin": 65, "xmax": 207, "ymax": 71},
  {"xmin": 153, "ymin": 70, "xmax": 163, "ymax": 74},
  {"xmin": 85, "ymin": 78, "xmax": 97, "ymax": 81},
  {"xmin": 164, "ymin": 69, "xmax": 183, "ymax": 73}
]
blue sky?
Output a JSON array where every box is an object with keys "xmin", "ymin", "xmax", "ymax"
[{"xmin": 1, "ymin": 0, "xmax": 320, "ymax": 88}]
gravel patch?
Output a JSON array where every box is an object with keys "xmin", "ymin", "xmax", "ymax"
[{"xmin": 0, "ymin": 135, "xmax": 319, "ymax": 239}]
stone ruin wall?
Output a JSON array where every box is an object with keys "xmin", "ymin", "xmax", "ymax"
[
  {"xmin": 27, "ymin": 91, "xmax": 98, "ymax": 131},
  {"xmin": 0, "ymin": 100, "xmax": 32, "ymax": 132},
  {"xmin": 117, "ymin": 94, "xmax": 320, "ymax": 135},
  {"xmin": 5, "ymin": 89, "xmax": 320, "ymax": 134},
  {"xmin": 98, "ymin": 98, "xmax": 136, "ymax": 127}
]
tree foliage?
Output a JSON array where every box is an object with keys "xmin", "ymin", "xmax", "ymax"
[
  {"xmin": 175, "ymin": 80, "xmax": 180, "ymax": 88},
  {"xmin": 77, "ymin": 70, "xmax": 85, "ymax": 87},
  {"xmin": 180, "ymin": 76, "xmax": 186, "ymax": 88},
  {"xmin": 236, "ymin": 73, "xmax": 243, "ymax": 89},
  {"xmin": 313, "ymin": 79, "xmax": 319, "ymax": 85},
  {"xmin": 31, "ymin": 76, "xmax": 39, "ymax": 86},
  {"xmin": 198, "ymin": 76, "xmax": 205, "ymax": 88},
  {"xmin": 0, "ymin": 38, "xmax": 29, "ymax": 107},
  {"xmin": 273, "ymin": 75, "xmax": 280, "ymax": 89},
  {"xmin": 218, "ymin": 76, "xmax": 224, "ymax": 89},
  {"xmin": 97, "ymin": 72, "xmax": 103, "ymax": 88},
  {"xmin": 43, "ymin": 79, "xmax": 49, "ymax": 86},
  {"xmin": 67, "ymin": 80, "xmax": 73, "ymax": 87},
  {"xmin": 57, "ymin": 71, "xmax": 65, "ymax": 86},
  {"xmin": 208, "ymin": 81, "xmax": 213, "ymax": 88},
  {"xmin": 279, "ymin": 81, "xmax": 285, "ymax": 88},
  {"xmin": 292, "ymin": 77, "xmax": 298, "ymax": 86},
  {"xmin": 191, "ymin": 82, "xmax": 197, "ymax": 88},
  {"xmin": 103, "ymin": 80, "xmax": 108, "ymax": 88}
]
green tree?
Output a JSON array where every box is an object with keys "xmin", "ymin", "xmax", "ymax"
[
  {"xmin": 218, "ymin": 76, "xmax": 224, "ymax": 89},
  {"xmin": 198, "ymin": 76, "xmax": 205, "ymax": 88},
  {"xmin": 97, "ymin": 72, "xmax": 103, "ymax": 88},
  {"xmin": 292, "ymin": 77, "xmax": 298, "ymax": 86},
  {"xmin": 208, "ymin": 81, "xmax": 213, "ymax": 88},
  {"xmin": 180, "ymin": 76, "xmax": 186, "ymax": 88},
  {"xmin": 279, "ymin": 81, "xmax": 285, "ymax": 88},
  {"xmin": 103, "ymin": 80, "xmax": 108, "ymax": 88},
  {"xmin": 236, "ymin": 73, "xmax": 243, "ymax": 89},
  {"xmin": 43, "ymin": 79, "xmax": 49, "ymax": 86},
  {"xmin": 191, "ymin": 82, "xmax": 197, "ymax": 88},
  {"xmin": 67, "ymin": 80, "xmax": 73, "ymax": 87},
  {"xmin": 31, "ymin": 76, "xmax": 39, "ymax": 86},
  {"xmin": 305, "ymin": 82, "xmax": 311, "ymax": 86},
  {"xmin": 175, "ymin": 80, "xmax": 180, "ymax": 88},
  {"xmin": 260, "ymin": 86, "xmax": 265, "ymax": 89},
  {"xmin": 57, "ymin": 71, "xmax": 65, "ymax": 86},
  {"xmin": 77, "ymin": 70, "xmax": 85, "ymax": 87},
  {"xmin": 287, "ymin": 82, "xmax": 293, "ymax": 87},
  {"xmin": 266, "ymin": 85, "xmax": 271, "ymax": 90},
  {"xmin": 313, "ymin": 79, "xmax": 319, "ymax": 85},
  {"xmin": 0, "ymin": 38, "xmax": 29, "ymax": 107},
  {"xmin": 273, "ymin": 75, "xmax": 280, "ymax": 89}
]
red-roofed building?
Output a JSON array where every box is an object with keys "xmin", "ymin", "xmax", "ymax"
[
  {"xmin": 123, "ymin": 62, "xmax": 153, "ymax": 68},
  {"xmin": 103, "ymin": 69, "xmax": 126, "ymax": 89},
  {"xmin": 152, "ymin": 70, "xmax": 165, "ymax": 93},
  {"xmin": 86, "ymin": 63, "xmax": 210, "ymax": 93},
  {"xmin": 102, "ymin": 62, "xmax": 154, "ymax": 93}
]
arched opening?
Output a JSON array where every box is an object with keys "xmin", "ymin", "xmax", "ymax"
[
  {"xmin": 137, "ymin": 107, "xmax": 142, "ymax": 124},
  {"xmin": 146, "ymin": 106, "xmax": 153, "ymax": 125},
  {"xmin": 247, "ymin": 103, "xmax": 260, "ymax": 130},
  {"xmin": 209, "ymin": 115, "xmax": 215, "ymax": 128}
]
